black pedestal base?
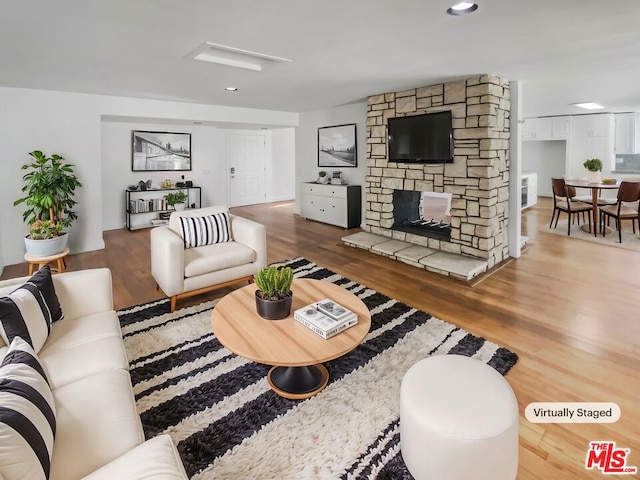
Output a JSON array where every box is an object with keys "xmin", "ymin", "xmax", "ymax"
[{"xmin": 267, "ymin": 364, "xmax": 329, "ymax": 400}]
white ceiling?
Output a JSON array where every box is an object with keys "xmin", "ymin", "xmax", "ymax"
[{"xmin": 2, "ymin": 0, "xmax": 640, "ymax": 119}]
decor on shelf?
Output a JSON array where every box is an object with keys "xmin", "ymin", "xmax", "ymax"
[
  {"xmin": 14, "ymin": 150, "xmax": 82, "ymax": 257},
  {"xmin": 163, "ymin": 191, "xmax": 188, "ymax": 211},
  {"xmin": 318, "ymin": 123, "xmax": 357, "ymax": 168},
  {"xmin": 254, "ymin": 265, "xmax": 294, "ymax": 320},
  {"xmin": 318, "ymin": 170, "xmax": 329, "ymax": 184},
  {"xmin": 583, "ymin": 158, "xmax": 603, "ymax": 184},
  {"xmin": 132, "ymin": 130, "xmax": 191, "ymax": 172}
]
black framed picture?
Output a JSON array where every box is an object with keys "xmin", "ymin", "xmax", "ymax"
[
  {"xmin": 132, "ymin": 130, "xmax": 192, "ymax": 172},
  {"xmin": 318, "ymin": 123, "xmax": 357, "ymax": 168}
]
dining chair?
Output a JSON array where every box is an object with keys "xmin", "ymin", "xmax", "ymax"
[
  {"xmin": 598, "ymin": 181, "xmax": 640, "ymax": 243},
  {"xmin": 550, "ymin": 178, "xmax": 592, "ymax": 236}
]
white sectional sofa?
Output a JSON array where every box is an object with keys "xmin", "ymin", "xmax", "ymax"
[{"xmin": 0, "ymin": 268, "xmax": 188, "ymax": 480}]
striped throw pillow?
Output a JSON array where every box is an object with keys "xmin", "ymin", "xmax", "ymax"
[
  {"xmin": 179, "ymin": 211, "xmax": 232, "ymax": 249},
  {"xmin": 0, "ymin": 337, "xmax": 56, "ymax": 480},
  {"xmin": 0, "ymin": 266, "xmax": 64, "ymax": 352}
]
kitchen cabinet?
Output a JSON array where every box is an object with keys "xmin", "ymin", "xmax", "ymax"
[
  {"xmin": 550, "ymin": 116, "xmax": 571, "ymax": 139},
  {"xmin": 614, "ymin": 113, "xmax": 640, "ymax": 154},
  {"xmin": 521, "ymin": 116, "xmax": 570, "ymax": 140},
  {"xmin": 571, "ymin": 114, "xmax": 613, "ymax": 138},
  {"xmin": 300, "ymin": 183, "xmax": 361, "ymax": 228},
  {"xmin": 521, "ymin": 172, "xmax": 537, "ymax": 209},
  {"xmin": 521, "ymin": 118, "xmax": 551, "ymax": 140},
  {"xmin": 569, "ymin": 114, "xmax": 614, "ymax": 178}
]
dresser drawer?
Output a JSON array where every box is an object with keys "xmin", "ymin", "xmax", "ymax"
[
  {"xmin": 301, "ymin": 183, "xmax": 323, "ymax": 195},
  {"xmin": 321, "ymin": 185, "xmax": 347, "ymax": 199}
]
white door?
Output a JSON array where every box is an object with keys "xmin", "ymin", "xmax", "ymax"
[{"xmin": 227, "ymin": 133, "xmax": 266, "ymax": 207}]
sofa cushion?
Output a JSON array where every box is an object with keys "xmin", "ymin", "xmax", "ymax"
[
  {"xmin": 0, "ymin": 266, "xmax": 63, "ymax": 352},
  {"xmin": 50, "ymin": 369, "xmax": 144, "ymax": 480},
  {"xmin": 38, "ymin": 311, "xmax": 129, "ymax": 390},
  {"xmin": 0, "ymin": 337, "xmax": 56, "ymax": 480},
  {"xmin": 183, "ymin": 241, "xmax": 256, "ymax": 278},
  {"xmin": 81, "ymin": 434, "xmax": 188, "ymax": 480},
  {"xmin": 179, "ymin": 211, "xmax": 231, "ymax": 248}
]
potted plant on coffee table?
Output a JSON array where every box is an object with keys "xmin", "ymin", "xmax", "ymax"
[
  {"xmin": 164, "ymin": 191, "xmax": 188, "ymax": 211},
  {"xmin": 254, "ymin": 265, "xmax": 294, "ymax": 320},
  {"xmin": 583, "ymin": 158, "xmax": 603, "ymax": 184},
  {"xmin": 14, "ymin": 150, "xmax": 82, "ymax": 257}
]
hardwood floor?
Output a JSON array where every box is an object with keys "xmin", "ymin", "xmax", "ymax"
[{"xmin": 2, "ymin": 197, "xmax": 639, "ymax": 479}]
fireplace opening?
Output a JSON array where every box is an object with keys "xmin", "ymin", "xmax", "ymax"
[{"xmin": 392, "ymin": 190, "xmax": 452, "ymax": 241}]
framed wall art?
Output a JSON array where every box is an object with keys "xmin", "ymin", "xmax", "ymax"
[
  {"xmin": 318, "ymin": 123, "xmax": 357, "ymax": 168},
  {"xmin": 131, "ymin": 130, "xmax": 192, "ymax": 172}
]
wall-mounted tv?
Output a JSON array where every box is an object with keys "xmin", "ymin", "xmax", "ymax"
[{"xmin": 387, "ymin": 110, "xmax": 453, "ymax": 164}]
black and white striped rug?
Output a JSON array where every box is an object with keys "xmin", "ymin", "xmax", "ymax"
[{"xmin": 118, "ymin": 257, "xmax": 518, "ymax": 480}]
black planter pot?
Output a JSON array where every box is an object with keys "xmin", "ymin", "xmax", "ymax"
[{"xmin": 255, "ymin": 291, "xmax": 293, "ymax": 320}]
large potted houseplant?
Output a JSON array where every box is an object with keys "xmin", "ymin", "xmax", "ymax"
[
  {"xmin": 164, "ymin": 191, "xmax": 188, "ymax": 211},
  {"xmin": 583, "ymin": 158, "xmax": 603, "ymax": 184},
  {"xmin": 254, "ymin": 265, "xmax": 294, "ymax": 320},
  {"xmin": 14, "ymin": 150, "xmax": 82, "ymax": 257}
]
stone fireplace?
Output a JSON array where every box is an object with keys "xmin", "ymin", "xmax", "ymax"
[{"xmin": 364, "ymin": 75, "xmax": 511, "ymax": 269}]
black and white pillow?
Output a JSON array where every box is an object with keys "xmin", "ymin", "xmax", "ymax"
[
  {"xmin": 179, "ymin": 211, "xmax": 232, "ymax": 249},
  {"xmin": 0, "ymin": 266, "xmax": 64, "ymax": 352},
  {"xmin": 0, "ymin": 336, "xmax": 56, "ymax": 480}
]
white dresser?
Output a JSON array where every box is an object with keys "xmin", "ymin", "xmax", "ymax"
[{"xmin": 300, "ymin": 182, "xmax": 362, "ymax": 228}]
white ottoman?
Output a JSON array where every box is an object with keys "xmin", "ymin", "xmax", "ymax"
[{"xmin": 400, "ymin": 355, "xmax": 519, "ymax": 480}]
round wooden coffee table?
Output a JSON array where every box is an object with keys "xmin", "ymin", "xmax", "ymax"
[{"xmin": 211, "ymin": 278, "xmax": 371, "ymax": 400}]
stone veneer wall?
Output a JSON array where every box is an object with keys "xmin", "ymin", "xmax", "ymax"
[{"xmin": 365, "ymin": 75, "xmax": 511, "ymax": 268}]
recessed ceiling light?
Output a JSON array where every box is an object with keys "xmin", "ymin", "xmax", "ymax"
[
  {"xmin": 224, "ymin": 87, "xmax": 238, "ymax": 92},
  {"xmin": 447, "ymin": 2, "xmax": 478, "ymax": 15},
  {"xmin": 187, "ymin": 42, "xmax": 292, "ymax": 72},
  {"xmin": 572, "ymin": 102, "xmax": 604, "ymax": 110}
]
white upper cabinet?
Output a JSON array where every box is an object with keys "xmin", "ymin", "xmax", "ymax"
[
  {"xmin": 521, "ymin": 116, "xmax": 570, "ymax": 140},
  {"xmin": 521, "ymin": 118, "xmax": 551, "ymax": 140},
  {"xmin": 571, "ymin": 114, "xmax": 613, "ymax": 138},
  {"xmin": 550, "ymin": 116, "xmax": 571, "ymax": 139},
  {"xmin": 614, "ymin": 113, "xmax": 640, "ymax": 154}
]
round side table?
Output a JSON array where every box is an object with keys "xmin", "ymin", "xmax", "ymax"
[{"xmin": 24, "ymin": 247, "xmax": 70, "ymax": 275}]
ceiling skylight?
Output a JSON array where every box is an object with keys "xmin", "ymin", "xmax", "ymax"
[
  {"xmin": 572, "ymin": 102, "xmax": 605, "ymax": 110},
  {"xmin": 187, "ymin": 42, "xmax": 291, "ymax": 72},
  {"xmin": 447, "ymin": 2, "xmax": 478, "ymax": 15}
]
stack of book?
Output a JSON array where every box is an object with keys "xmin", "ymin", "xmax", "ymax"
[{"xmin": 293, "ymin": 299, "xmax": 357, "ymax": 339}]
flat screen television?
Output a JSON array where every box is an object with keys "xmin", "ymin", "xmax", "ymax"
[{"xmin": 387, "ymin": 111, "xmax": 453, "ymax": 163}]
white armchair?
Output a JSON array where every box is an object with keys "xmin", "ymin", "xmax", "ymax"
[{"xmin": 151, "ymin": 206, "xmax": 266, "ymax": 312}]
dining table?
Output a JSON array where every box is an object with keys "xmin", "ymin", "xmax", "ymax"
[{"xmin": 564, "ymin": 179, "xmax": 620, "ymax": 236}]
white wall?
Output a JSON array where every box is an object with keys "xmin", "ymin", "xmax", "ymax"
[
  {"xmin": 295, "ymin": 103, "xmax": 367, "ymax": 218},
  {"xmin": 1, "ymin": 88, "xmax": 104, "ymax": 267},
  {"xmin": 0, "ymin": 87, "xmax": 298, "ymax": 267},
  {"xmin": 269, "ymin": 128, "xmax": 296, "ymax": 203},
  {"xmin": 101, "ymin": 121, "xmax": 228, "ymax": 230},
  {"xmin": 522, "ymin": 141, "xmax": 567, "ymax": 197}
]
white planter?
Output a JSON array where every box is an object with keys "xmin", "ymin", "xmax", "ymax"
[
  {"xmin": 24, "ymin": 233, "xmax": 68, "ymax": 258},
  {"xmin": 174, "ymin": 203, "xmax": 186, "ymax": 211},
  {"xmin": 586, "ymin": 170, "xmax": 602, "ymax": 184}
]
